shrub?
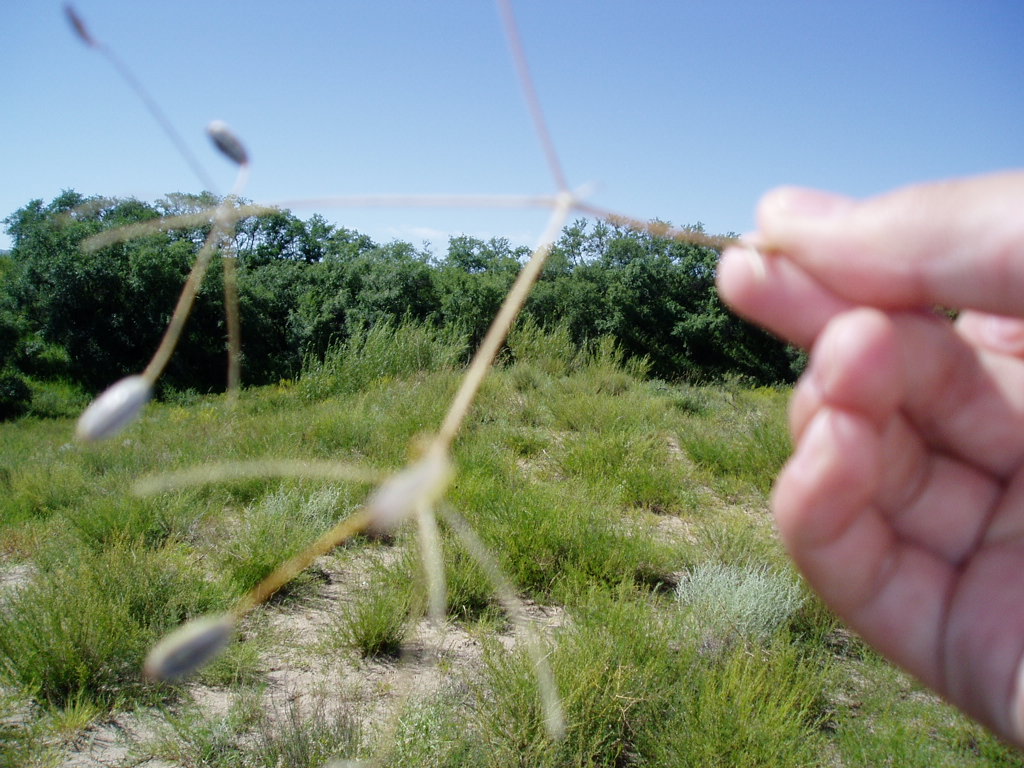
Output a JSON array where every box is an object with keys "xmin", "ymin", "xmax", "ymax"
[
  {"xmin": 0, "ymin": 373, "xmax": 30, "ymax": 421},
  {"xmin": 677, "ymin": 562, "xmax": 805, "ymax": 651}
]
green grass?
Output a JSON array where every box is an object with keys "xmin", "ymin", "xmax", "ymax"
[
  {"xmin": 677, "ymin": 386, "xmax": 791, "ymax": 494},
  {"xmin": 0, "ymin": 540, "xmax": 229, "ymax": 709},
  {"xmin": 301, "ymin": 319, "xmax": 468, "ymax": 401},
  {"xmin": 0, "ymin": 324, "xmax": 1020, "ymax": 765},
  {"xmin": 143, "ymin": 692, "xmax": 361, "ymax": 768},
  {"xmin": 332, "ymin": 559, "xmax": 413, "ymax": 658},
  {"xmin": 218, "ymin": 484, "xmax": 353, "ymax": 595}
]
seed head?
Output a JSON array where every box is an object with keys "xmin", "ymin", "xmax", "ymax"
[
  {"xmin": 144, "ymin": 613, "xmax": 234, "ymax": 681},
  {"xmin": 63, "ymin": 4, "xmax": 96, "ymax": 47},
  {"xmin": 76, "ymin": 375, "xmax": 152, "ymax": 442},
  {"xmin": 207, "ymin": 120, "xmax": 249, "ymax": 166},
  {"xmin": 367, "ymin": 446, "xmax": 453, "ymax": 531}
]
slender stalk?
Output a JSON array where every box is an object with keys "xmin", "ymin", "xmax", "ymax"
[
  {"xmin": 222, "ymin": 248, "xmax": 241, "ymax": 402},
  {"xmin": 133, "ymin": 459, "xmax": 383, "ymax": 495},
  {"xmin": 64, "ymin": 4, "xmax": 216, "ymax": 193},
  {"xmin": 574, "ymin": 201, "xmax": 741, "ymax": 250},
  {"xmin": 233, "ymin": 509, "xmax": 375, "ymax": 616},
  {"xmin": 436, "ymin": 191, "xmax": 574, "ymax": 449},
  {"xmin": 497, "ymin": 0, "xmax": 569, "ymax": 192},
  {"xmin": 141, "ymin": 167, "xmax": 249, "ymax": 384}
]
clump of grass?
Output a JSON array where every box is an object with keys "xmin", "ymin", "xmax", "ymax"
[
  {"xmin": 441, "ymin": 535, "xmax": 499, "ymax": 622},
  {"xmin": 677, "ymin": 561, "xmax": 805, "ymax": 651},
  {"xmin": 195, "ymin": 622, "xmax": 268, "ymax": 688},
  {"xmin": 697, "ymin": 508, "xmax": 789, "ymax": 570},
  {"xmin": 0, "ymin": 690, "xmax": 53, "ymax": 768},
  {"xmin": 384, "ymin": 693, "xmax": 483, "ymax": 767},
  {"xmin": 301, "ymin": 320, "xmax": 468, "ymax": 401},
  {"xmin": 250, "ymin": 696, "xmax": 362, "ymax": 768},
  {"xmin": 0, "ymin": 541, "xmax": 228, "ymax": 708},
  {"xmin": 219, "ymin": 485, "xmax": 351, "ymax": 595},
  {"xmin": 827, "ymin": 651, "xmax": 1024, "ymax": 768},
  {"xmin": 506, "ymin": 317, "xmax": 578, "ymax": 377},
  {"xmin": 24, "ymin": 377, "xmax": 90, "ymax": 419},
  {"xmin": 332, "ymin": 561, "xmax": 413, "ymax": 659},
  {"xmin": 471, "ymin": 587, "xmax": 681, "ymax": 767},
  {"xmin": 4, "ymin": 459, "xmax": 94, "ymax": 526},
  {"xmin": 62, "ymin": 494, "xmax": 177, "ymax": 550},
  {"xmin": 557, "ymin": 428, "xmax": 693, "ymax": 512},
  {"xmin": 450, "ymin": 464, "xmax": 681, "ymax": 602},
  {"xmin": 578, "ymin": 335, "xmax": 651, "ymax": 393},
  {"xmin": 145, "ymin": 692, "xmax": 260, "ymax": 768},
  {"xmin": 472, "ymin": 585, "xmax": 828, "ymax": 768}
]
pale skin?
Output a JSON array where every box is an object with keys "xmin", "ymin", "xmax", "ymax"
[{"xmin": 715, "ymin": 170, "xmax": 1024, "ymax": 745}]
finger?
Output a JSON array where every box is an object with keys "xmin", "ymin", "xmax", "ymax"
[
  {"xmin": 788, "ymin": 308, "xmax": 1003, "ymax": 560},
  {"xmin": 772, "ymin": 406, "xmax": 953, "ymax": 694},
  {"xmin": 794, "ymin": 307, "xmax": 1024, "ymax": 478},
  {"xmin": 716, "ymin": 242, "xmax": 854, "ymax": 349},
  {"xmin": 957, "ymin": 311, "xmax": 1024, "ymax": 358},
  {"xmin": 787, "ymin": 308, "xmax": 903, "ymax": 441},
  {"xmin": 943, "ymin": 540, "xmax": 1024, "ymax": 744},
  {"xmin": 875, "ymin": 417, "xmax": 998, "ymax": 564},
  {"xmin": 757, "ymin": 171, "xmax": 1024, "ymax": 315}
]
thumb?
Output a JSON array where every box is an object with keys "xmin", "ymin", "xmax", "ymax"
[{"xmin": 757, "ymin": 171, "xmax": 1024, "ymax": 316}]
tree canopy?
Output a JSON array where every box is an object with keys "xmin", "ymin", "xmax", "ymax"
[{"xmin": 0, "ymin": 191, "xmax": 800, "ymax": 416}]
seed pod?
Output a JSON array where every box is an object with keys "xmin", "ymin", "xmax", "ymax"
[
  {"xmin": 63, "ymin": 4, "xmax": 96, "ymax": 47},
  {"xmin": 144, "ymin": 613, "xmax": 234, "ymax": 681},
  {"xmin": 207, "ymin": 120, "xmax": 249, "ymax": 166},
  {"xmin": 76, "ymin": 375, "xmax": 152, "ymax": 442}
]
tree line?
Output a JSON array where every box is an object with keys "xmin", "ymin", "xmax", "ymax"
[{"xmin": 0, "ymin": 190, "xmax": 801, "ymax": 417}]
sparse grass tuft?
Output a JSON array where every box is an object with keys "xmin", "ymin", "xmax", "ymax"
[
  {"xmin": 384, "ymin": 693, "xmax": 483, "ymax": 767},
  {"xmin": 333, "ymin": 561, "xmax": 413, "ymax": 658},
  {"xmin": 146, "ymin": 692, "xmax": 362, "ymax": 768},
  {"xmin": 145, "ymin": 693, "xmax": 261, "ymax": 768},
  {"xmin": 250, "ymin": 695, "xmax": 362, "ymax": 768}
]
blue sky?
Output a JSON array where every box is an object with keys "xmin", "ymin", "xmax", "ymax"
[{"xmin": 2, "ymin": 1, "xmax": 1021, "ymax": 253}]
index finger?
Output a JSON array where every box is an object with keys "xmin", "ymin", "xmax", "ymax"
[{"xmin": 757, "ymin": 171, "xmax": 1024, "ymax": 315}]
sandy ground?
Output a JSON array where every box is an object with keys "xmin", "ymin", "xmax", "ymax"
[{"xmin": 16, "ymin": 544, "xmax": 568, "ymax": 767}]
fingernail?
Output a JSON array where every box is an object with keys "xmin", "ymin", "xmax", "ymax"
[
  {"xmin": 786, "ymin": 409, "xmax": 837, "ymax": 482},
  {"xmin": 982, "ymin": 315, "xmax": 1024, "ymax": 353},
  {"xmin": 738, "ymin": 240, "xmax": 767, "ymax": 281},
  {"xmin": 762, "ymin": 187, "xmax": 853, "ymax": 221}
]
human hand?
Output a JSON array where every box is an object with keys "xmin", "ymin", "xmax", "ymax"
[{"xmin": 716, "ymin": 171, "xmax": 1024, "ymax": 744}]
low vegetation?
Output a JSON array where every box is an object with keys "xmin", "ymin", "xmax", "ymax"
[{"xmin": 0, "ymin": 324, "xmax": 1019, "ymax": 767}]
